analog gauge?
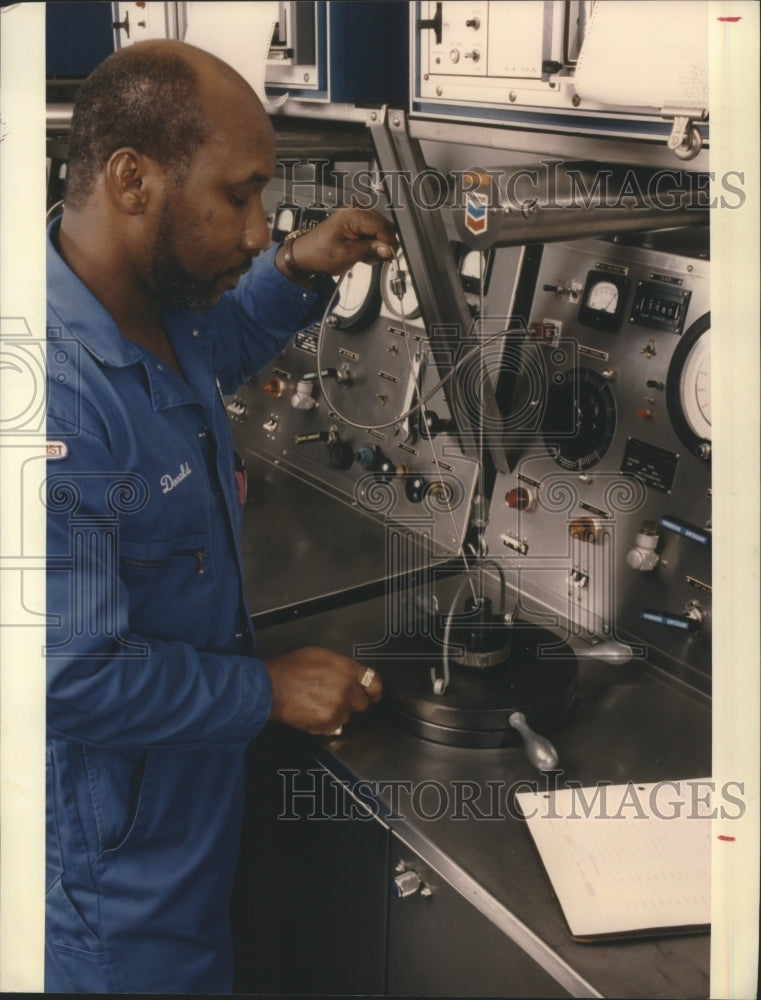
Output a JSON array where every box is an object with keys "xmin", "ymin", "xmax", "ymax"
[
  {"xmin": 330, "ymin": 261, "xmax": 382, "ymax": 333},
  {"xmin": 586, "ymin": 280, "xmax": 619, "ymax": 313},
  {"xmin": 666, "ymin": 312, "xmax": 711, "ymax": 459},
  {"xmin": 541, "ymin": 367, "xmax": 617, "ymax": 471},
  {"xmin": 457, "ymin": 245, "xmax": 495, "ymax": 295},
  {"xmin": 381, "ymin": 250, "xmax": 421, "ymax": 321},
  {"xmin": 577, "ymin": 270, "xmax": 630, "ymax": 332},
  {"xmin": 271, "ymin": 202, "xmax": 301, "ymax": 243}
]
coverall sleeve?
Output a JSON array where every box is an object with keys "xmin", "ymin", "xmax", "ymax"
[
  {"xmin": 208, "ymin": 244, "xmax": 337, "ymax": 392},
  {"xmin": 46, "ymin": 415, "xmax": 273, "ymax": 750}
]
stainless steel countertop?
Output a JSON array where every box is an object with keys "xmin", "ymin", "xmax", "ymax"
[{"xmin": 255, "ymin": 595, "xmax": 711, "ymax": 1000}]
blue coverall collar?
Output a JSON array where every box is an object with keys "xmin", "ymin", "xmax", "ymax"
[{"xmin": 46, "ymin": 218, "xmax": 204, "ymax": 412}]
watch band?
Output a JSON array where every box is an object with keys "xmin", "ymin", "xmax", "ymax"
[{"xmin": 282, "ymin": 228, "xmax": 323, "ymax": 283}]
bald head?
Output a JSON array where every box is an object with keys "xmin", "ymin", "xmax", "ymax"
[{"xmin": 65, "ymin": 40, "xmax": 266, "ymax": 210}]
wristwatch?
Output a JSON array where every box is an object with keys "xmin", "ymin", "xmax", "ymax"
[{"xmin": 281, "ymin": 227, "xmax": 324, "ymax": 284}]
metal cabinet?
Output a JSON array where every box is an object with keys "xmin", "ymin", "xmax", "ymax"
[
  {"xmin": 387, "ymin": 839, "xmax": 570, "ymax": 998},
  {"xmin": 232, "ymin": 728, "xmax": 388, "ymax": 995},
  {"xmin": 233, "ymin": 729, "xmax": 570, "ymax": 996}
]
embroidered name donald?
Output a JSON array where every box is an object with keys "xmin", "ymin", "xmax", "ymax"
[{"xmin": 161, "ymin": 462, "xmax": 193, "ymax": 494}]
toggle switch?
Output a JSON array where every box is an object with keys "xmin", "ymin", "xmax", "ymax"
[{"xmin": 568, "ymin": 568, "xmax": 588, "ymax": 589}]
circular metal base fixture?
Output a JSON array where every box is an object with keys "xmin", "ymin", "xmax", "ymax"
[{"xmin": 372, "ymin": 626, "xmax": 577, "ymax": 749}]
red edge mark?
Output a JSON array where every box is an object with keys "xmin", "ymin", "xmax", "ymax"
[
  {"xmin": 717, "ymin": 835, "xmax": 736, "ymax": 842},
  {"xmin": 717, "ymin": 16, "xmax": 742, "ymax": 21}
]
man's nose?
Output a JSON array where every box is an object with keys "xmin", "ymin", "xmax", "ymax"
[{"xmin": 240, "ymin": 202, "xmax": 270, "ymax": 252}]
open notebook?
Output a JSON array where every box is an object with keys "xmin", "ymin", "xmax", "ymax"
[{"xmin": 516, "ymin": 780, "xmax": 711, "ymax": 940}]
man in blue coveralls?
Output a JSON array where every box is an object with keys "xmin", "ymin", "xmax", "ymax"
[{"xmin": 45, "ymin": 38, "xmax": 392, "ymax": 993}]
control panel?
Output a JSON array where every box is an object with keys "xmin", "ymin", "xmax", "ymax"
[
  {"xmin": 412, "ymin": 1, "xmax": 709, "ymax": 161},
  {"xmin": 227, "ymin": 190, "xmax": 524, "ymax": 559},
  {"xmin": 229, "ymin": 175, "xmax": 710, "ymax": 691},
  {"xmin": 482, "ymin": 233, "xmax": 711, "ymax": 690}
]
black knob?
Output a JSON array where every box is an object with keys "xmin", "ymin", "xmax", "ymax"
[
  {"xmin": 405, "ymin": 475, "xmax": 427, "ymax": 504},
  {"xmin": 355, "ymin": 445, "xmax": 379, "ymax": 470},
  {"xmin": 375, "ymin": 454, "xmax": 397, "ymax": 482},
  {"xmin": 420, "ymin": 410, "xmax": 453, "ymax": 439},
  {"xmin": 329, "ymin": 440, "xmax": 355, "ymax": 471}
]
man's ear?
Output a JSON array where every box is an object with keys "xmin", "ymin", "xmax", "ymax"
[{"xmin": 104, "ymin": 148, "xmax": 161, "ymax": 214}]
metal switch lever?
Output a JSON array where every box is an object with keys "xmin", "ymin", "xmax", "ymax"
[
  {"xmin": 641, "ymin": 603, "xmax": 703, "ymax": 634},
  {"xmin": 508, "ymin": 712, "xmax": 558, "ymax": 771}
]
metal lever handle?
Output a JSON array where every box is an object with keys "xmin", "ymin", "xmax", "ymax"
[
  {"xmin": 508, "ymin": 712, "xmax": 558, "ymax": 771},
  {"xmin": 112, "ymin": 10, "xmax": 130, "ymax": 37},
  {"xmin": 641, "ymin": 604, "xmax": 703, "ymax": 634},
  {"xmin": 416, "ymin": 2, "xmax": 442, "ymax": 44}
]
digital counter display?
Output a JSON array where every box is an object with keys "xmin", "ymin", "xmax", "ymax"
[{"xmin": 630, "ymin": 280, "xmax": 691, "ymax": 334}]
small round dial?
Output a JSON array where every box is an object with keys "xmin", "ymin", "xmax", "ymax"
[
  {"xmin": 666, "ymin": 312, "xmax": 711, "ymax": 458},
  {"xmin": 381, "ymin": 250, "xmax": 421, "ymax": 321},
  {"xmin": 541, "ymin": 367, "xmax": 617, "ymax": 471},
  {"xmin": 331, "ymin": 261, "xmax": 382, "ymax": 332}
]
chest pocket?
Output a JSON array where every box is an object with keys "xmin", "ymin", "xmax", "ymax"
[{"xmin": 118, "ymin": 534, "xmax": 210, "ymax": 638}]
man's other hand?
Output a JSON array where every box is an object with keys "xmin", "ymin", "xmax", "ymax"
[{"xmin": 264, "ymin": 646, "xmax": 383, "ymax": 735}]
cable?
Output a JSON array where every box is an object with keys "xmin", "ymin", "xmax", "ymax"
[
  {"xmin": 390, "ymin": 257, "xmax": 479, "ymax": 606},
  {"xmin": 315, "ymin": 271, "xmax": 518, "ymax": 432},
  {"xmin": 315, "ymin": 246, "xmax": 512, "ymax": 685}
]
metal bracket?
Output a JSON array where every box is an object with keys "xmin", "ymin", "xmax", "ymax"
[{"xmin": 662, "ymin": 107, "xmax": 707, "ymax": 161}]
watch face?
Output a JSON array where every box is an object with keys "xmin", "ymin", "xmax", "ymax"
[
  {"xmin": 331, "ymin": 260, "xmax": 382, "ymax": 333},
  {"xmin": 381, "ymin": 250, "xmax": 421, "ymax": 321},
  {"xmin": 577, "ymin": 270, "xmax": 630, "ymax": 332}
]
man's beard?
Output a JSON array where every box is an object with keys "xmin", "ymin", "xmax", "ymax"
[{"xmin": 149, "ymin": 201, "xmax": 231, "ymax": 313}]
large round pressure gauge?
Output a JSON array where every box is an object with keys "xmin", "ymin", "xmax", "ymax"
[
  {"xmin": 331, "ymin": 261, "xmax": 382, "ymax": 332},
  {"xmin": 541, "ymin": 368, "xmax": 617, "ymax": 471},
  {"xmin": 666, "ymin": 312, "xmax": 711, "ymax": 459},
  {"xmin": 381, "ymin": 250, "xmax": 421, "ymax": 321}
]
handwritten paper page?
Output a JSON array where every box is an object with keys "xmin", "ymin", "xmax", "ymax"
[{"xmin": 515, "ymin": 780, "xmax": 711, "ymax": 938}]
